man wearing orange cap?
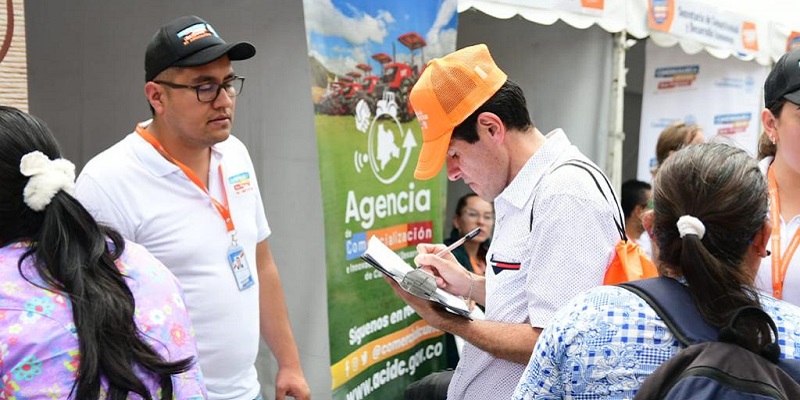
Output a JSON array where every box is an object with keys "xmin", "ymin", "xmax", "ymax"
[{"xmin": 392, "ymin": 44, "xmax": 619, "ymax": 400}]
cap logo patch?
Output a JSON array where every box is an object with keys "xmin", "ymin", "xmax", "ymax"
[
  {"xmin": 474, "ymin": 65, "xmax": 488, "ymax": 80},
  {"xmin": 177, "ymin": 23, "xmax": 219, "ymax": 46},
  {"xmin": 415, "ymin": 110, "xmax": 429, "ymax": 131}
]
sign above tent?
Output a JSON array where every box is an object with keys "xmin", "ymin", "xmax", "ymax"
[
  {"xmin": 458, "ymin": 0, "xmax": 782, "ymax": 65},
  {"xmin": 490, "ymin": 0, "xmax": 605, "ymax": 14},
  {"xmin": 648, "ymin": 0, "xmax": 759, "ymax": 56}
]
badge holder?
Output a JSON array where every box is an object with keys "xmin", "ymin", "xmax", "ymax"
[{"xmin": 227, "ymin": 231, "xmax": 255, "ymax": 291}]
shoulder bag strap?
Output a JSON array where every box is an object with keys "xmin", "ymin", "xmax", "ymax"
[{"xmin": 618, "ymin": 277, "xmax": 718, "ymax": 346}]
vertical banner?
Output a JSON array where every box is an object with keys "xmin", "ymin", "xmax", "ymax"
[
  {"xmin": 637, "ymin": 40, "xmax": 768, "ymax": 182},
  {"xmin": 302, "ymin": 1, "xmax": 457, "ymax": 399}
]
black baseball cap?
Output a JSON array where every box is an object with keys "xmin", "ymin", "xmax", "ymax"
[
  {"xmin": 145, "ymin": 15, "xmax": 255, "ymax": 82},
  {"xmin": 764, "ymin": 48, "xmax": 800, "ymax": 108}
]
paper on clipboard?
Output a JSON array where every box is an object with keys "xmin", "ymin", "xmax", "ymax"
[{"xmin": 361, "ymin": 235, "xmax": 471, "ymax": 319}]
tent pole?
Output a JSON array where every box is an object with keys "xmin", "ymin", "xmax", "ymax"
[{"xmin": 606, "ymin": 31, "xmax": 629, "ymax": 192}]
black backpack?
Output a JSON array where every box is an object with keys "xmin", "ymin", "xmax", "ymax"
[{"xmin": 618, "ymin": 277, "xmax": 800, "ymax": 399}]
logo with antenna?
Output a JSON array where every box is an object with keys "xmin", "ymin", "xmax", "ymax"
[
  {"xmin": 353, "ymin": 92, "xmax": 417, "ymax": 184},
  {"xmin": 353, "ymin": 151, "xmax": 368, "ymax": 173}
]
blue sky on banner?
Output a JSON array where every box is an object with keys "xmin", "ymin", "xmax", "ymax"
[{"xmin": 303, "ymin": 0, "xmax": 458, "ymax": 76}]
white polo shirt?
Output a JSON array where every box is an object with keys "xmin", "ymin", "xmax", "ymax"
[
  {"xmin": 447, "ymin": 129, "xmax": 619, "ymax": 400},
  {"xmin": 75, "ymin": 122, "xmax": 270, "ymax": 400},
  {"xmin": 755, "ymin": 156, "xmax": 800, "ymax": 306}
]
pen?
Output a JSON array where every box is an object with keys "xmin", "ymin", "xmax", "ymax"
[
  {"xmin": 435, "ymin": 227, "xmax": 482, "ymax": 257},
  {"xmin": 401, "ymin": 227, "xmax": 482, "ymax": 301}
]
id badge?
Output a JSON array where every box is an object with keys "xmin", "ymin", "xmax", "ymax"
[{"xmin": 227, "ymin": 244, "xmax": 255, "ymax": 291}]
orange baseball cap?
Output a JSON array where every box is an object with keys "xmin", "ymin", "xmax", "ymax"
[{"xmin": 410, "ymin": 44, "xmax": 507, "ymax": 180}]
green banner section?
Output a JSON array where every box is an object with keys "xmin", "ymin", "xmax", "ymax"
[
  {"xmin": 302, "ymin": 1, "xmax": 458, "ymax": 397},
  {"xmin": 316, "ymin": 112, "xmax": 448, "ymax": 397}
]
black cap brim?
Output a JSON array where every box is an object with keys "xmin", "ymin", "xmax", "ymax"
[
  {"xmin": 785, "ymin": 88, "xmax": 800, "ymax": 106},
  {"xmin": 172, "ymin": 41, "xmax": 255, "ymax": 67}
]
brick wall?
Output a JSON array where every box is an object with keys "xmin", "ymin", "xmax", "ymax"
[{"xmin": 0, "ymin": 0, "xmax": 27, "ymax": 112}]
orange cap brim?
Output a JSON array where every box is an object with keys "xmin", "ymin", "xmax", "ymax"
[{"xmin": 413, "ymin": 129, "xmax": 451, "ymax": 180}]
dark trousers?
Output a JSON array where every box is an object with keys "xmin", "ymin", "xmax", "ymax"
[{"xmin": 403, "ymin": 369, "xmax": 454, "ymax": 400}]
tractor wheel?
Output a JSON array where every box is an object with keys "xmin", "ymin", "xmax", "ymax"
[
  {"xmin": 361, "ymin": 96, "xmax": 377, "ymax": 116},
  {"xmin": 396, "ymin": 78, "xmax": 415, "ymax": 122}
]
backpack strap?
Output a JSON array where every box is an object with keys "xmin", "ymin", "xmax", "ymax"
[
  {"xmin": 618, "ymin": 277, "xmax": 718, "ymax": 346},
  {"xmin": 546, "ymin": 159, "xmax": 627, "ymax": 241}
]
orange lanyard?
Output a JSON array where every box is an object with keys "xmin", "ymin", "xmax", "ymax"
[
  {"xmin": 136, "ymin": 125, "xmax": 235, "ymax": 233},
  {"xmin": 768, "ymin": 165, "xmax": 800, "ymax": 299}
]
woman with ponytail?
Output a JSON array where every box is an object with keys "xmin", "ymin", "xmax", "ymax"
[
  {"xmin": 512, "ymin": 142, "xmax": 800, "ymax": 399},
  {"xmin": 0, "ymin": 106, "xmax": 205, "ymax": 399}
]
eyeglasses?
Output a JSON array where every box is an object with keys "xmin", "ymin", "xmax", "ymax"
[
  {"xmin": 463, "ymin": 209, "xmax": 494, "ymax": 223},
  {"xmin": 153, "ymin": 75, "xmax": 245, "ymax": 103}
]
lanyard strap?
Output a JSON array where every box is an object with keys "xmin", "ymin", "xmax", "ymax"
[
  {"xmin": 136, "ymin": 125, "xmax": 235, "ymax": 233},
  {"xmin": 768, "ymin": 165, "xmax": 800, "ymax": 299}
]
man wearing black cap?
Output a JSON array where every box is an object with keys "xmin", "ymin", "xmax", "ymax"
[{"xmin": 75, "ymin": 16, "xmax": 310, "ymax": 400}]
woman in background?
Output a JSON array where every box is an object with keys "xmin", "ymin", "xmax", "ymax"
[
  {"xmin": 645, "ymin": 121, "xmax": 704, "ymax": 259},
  {"xmin": 652, "ymin": 121, "xmax": 704, "ymax": 176},
  {"xmin": 446, "ymin": 193, "xmax": 494, "ymax": 276},
  {"xmin": 0, "ymin": 106, "xmax": 205, "ymax": 399},
  {"xmin": 442, "ymin": 193, "xmax": 494, "ymax": 369},
  {"xmin": 755, "ymin": 47, "xmax": 800, "ymax": 306}
]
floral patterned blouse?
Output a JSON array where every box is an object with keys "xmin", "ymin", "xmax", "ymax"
[
  {"xmin": 512, "ymin": 284, "xmax": 800, "ymax": 399},
  {"xmin": 0, "ymin": 240, "xmax": 206, "ymax": 399}
]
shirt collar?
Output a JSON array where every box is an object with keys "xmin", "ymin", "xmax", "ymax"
[
  {"xmin": 132, "ymin": 119, "xmax": 224, "ymax": 178},
  {"xmin": 496, "ymin": 128, "xmax": 572, "ymax": 210}
]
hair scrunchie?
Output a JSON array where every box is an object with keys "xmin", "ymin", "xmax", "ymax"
[
  {"xmin": 19, "ymin": 151, "xmax": 76, "ymax": 211},
  {"xmin": 677, "ymin": 215, "xmax": 705, "ymax": 239}
]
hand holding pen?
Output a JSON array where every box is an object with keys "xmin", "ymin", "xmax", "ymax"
[{"xmin": 401, "ymin": 227, "xmax": 482, "ymax": 298}]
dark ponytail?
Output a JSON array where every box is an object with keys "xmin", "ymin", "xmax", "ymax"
[
  {"xmin": 0, "ymin": 106, "xmax": 192, "ymax": 399},
  {"xmin": 652, "ymin": 143, "xmax": 771, "ymax": 354}
]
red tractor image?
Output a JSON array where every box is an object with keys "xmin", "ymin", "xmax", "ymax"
[
  {"xmin": 374, "ymin": 32, "xmax": 427, "ymax": 122},
  {"xmin": 317, "ymin": 80, "xmax": 349, "ymax": 116},
  {"xmin": 356, "ymin": 63, "xmax": 380, "ymax": 96},
  {"xmin": 318, "ymin": 74, "xmax": 367, "ymax": 116},
  {"xmin": 317, "ymin": 32, "xmax": 427, "ymax": 121}
]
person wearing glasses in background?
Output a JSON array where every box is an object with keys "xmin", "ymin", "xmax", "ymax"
[
  {"xmin": 447, "ymin": 193, "xmax": 494, "ymax": 278},
  {"xmin": 75, "ymin": 16, "xmax": 310, "ymax": 400},
  {"xmin": 441, "ymin": 193, "xmax": 494, "ymax": 370}
]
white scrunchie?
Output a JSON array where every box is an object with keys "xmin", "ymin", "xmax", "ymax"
[
  {"xmin": 676, "ymin": 215, "xmax": 705, "ymax": 239},
  {"xmin": 19, "ymin": 151, "xmax": 76, "ymax": 211}
]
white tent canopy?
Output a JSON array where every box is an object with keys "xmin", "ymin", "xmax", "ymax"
[
  {"xmin": 459, "ymin": 0, "xmax": 800, "ymax": 65},
  {"xmin": 457, "ymin": 0, "xmax": 799, "ymax": 188}
]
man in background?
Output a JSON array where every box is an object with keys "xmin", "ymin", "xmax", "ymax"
[{"xmin": 621, "ymin": 179, "xmax": 653, "ymax": 258}]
